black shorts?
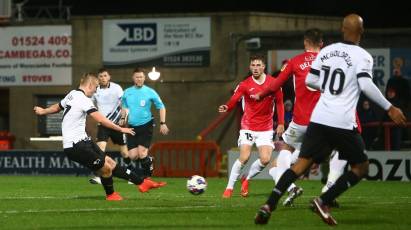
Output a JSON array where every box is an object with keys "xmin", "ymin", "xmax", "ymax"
[
  {"xmin": 63, "ymin": 139, "xmax": 106, "ymax": 171},
  {"xmin": 127, "ymin": 119, "xmax": 154, "ymax": 150},
  {"xmin": 96, "ymin": 125, "xmax": 126, "ymax": 145},
  {"xmin": 299, "ymin": 122, "xmax": 367, "ymax": 165}
]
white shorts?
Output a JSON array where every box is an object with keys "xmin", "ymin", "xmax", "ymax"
[
  {"xmin": 238, "ymin": 130, "xmax": 274, "ymax": 148},
  {"xmin": 281, "ymin": 121, "xmax": 307, "ymax": 151}
]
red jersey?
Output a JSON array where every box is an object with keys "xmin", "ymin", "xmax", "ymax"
[
  {"xmin": 225, "ymin": 75, "xmax": 284, "ymax": 131},
  {"xmin": 260, "ymin": 51, "xmax": 320, "ymax": 126}
]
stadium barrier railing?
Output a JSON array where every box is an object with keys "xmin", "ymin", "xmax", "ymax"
[
  {"xmin": 362, "ymin": 121, "xmax": 411, "ymax": 150},
  {"xmin": 150, "ymin": 141, "xmax": 222, "ymax": 177}
]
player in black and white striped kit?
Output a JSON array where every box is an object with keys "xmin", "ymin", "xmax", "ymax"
[
  {"xmin": 34, "ymin": 73, "xmax": 158, "ymax": 201},
  {"xmin": 255, "ymin": 14, "xmax": 407, "ymax": 225},
  {"xmin": 89, "ymin": 68, "xmax": 131, "ymax": 185}
]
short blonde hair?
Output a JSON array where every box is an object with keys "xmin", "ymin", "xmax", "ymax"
[{"xmin": 79, "ymin": 73, "xmax": 98, "ymax": 86}]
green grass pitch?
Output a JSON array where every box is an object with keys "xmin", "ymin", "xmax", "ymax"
[{"xmin": 0, "ymin": 176, "xmax": 410, "ymax": 229}]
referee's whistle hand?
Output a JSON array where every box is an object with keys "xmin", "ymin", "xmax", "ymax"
[{"xmin": 122, "ymin": 127, "xmax": 135, "ymax": 136}]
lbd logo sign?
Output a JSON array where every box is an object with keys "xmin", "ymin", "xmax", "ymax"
[{"xmin": 117, "ymin": 23, "xmax": 157, "ymax": 45}]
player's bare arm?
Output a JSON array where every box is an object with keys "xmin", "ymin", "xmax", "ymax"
[
  {"xmin": 388, "ymin": 106, "xmax": 407, "ymax": 126},
  {"xmin": 33, "ymin": 103, "xmax": 62, "ymax": 115},
  {"xmin": 218, "ymin": 105, "xmax": 228, "ymax": 113},
  {"xmin": 276, "ymin": 124, "xmax": 285, "ymax": 137},
  {"xmin": 159, "ymin": 108, "xmax": 169, "ymax": 135},
  {"xmin": 358, "ymin": 77, "xmax": 407, "ymax": 126},
  {"xmin": 90, "ymin": 111, "xmax": 135, "ymax": 135},
  {"xmin": 119, "ymin": 108, "xmax": 128, "ymax": 127}
]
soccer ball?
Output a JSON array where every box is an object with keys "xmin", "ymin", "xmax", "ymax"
[{"xmin": 186, "ymin": 175, "xmax": 207, "ymax": 195}]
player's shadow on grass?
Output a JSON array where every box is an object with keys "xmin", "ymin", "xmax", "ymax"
[{"xmin": 74, "ymin": 196, "xmax": 106, "ymax": 200}]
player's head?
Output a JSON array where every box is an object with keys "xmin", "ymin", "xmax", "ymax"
[
  {"xmin": 97, "ymin": 68, "xmax": 111, "ymax": 87},
  {"xmin": 342, "ymin": 13, "xmax": 364, "ymax": 45},
  {"xmin": 304, "ymin": 28, "xmax": 323, "ymax": 51},
  {"xmin": 79, "ymin": 73, "xmax": 98, "ymax": 97},
  {"xmin": 249, "ymin": 54, "xmax": 266, "ymax": 80},
  {"xmin": 132, "ymin": 67, "xmax": 146, "ymax": 87}
]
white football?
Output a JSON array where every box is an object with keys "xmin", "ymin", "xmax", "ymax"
[{"xmin": 186, "ymin": 175, "xmax": 207, "ymax": 195}]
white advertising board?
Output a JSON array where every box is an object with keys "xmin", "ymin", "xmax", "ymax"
[
  {"xmin": 0, "ymin": 25, "xmax": 72, "ymax": 86},
  {"xmin": 103, "ymin": 17, "xmax": 210, "ymax": 67},
  {"xmin": 228, "ymin": 150, "xmax": 411, "ymax": 181}
]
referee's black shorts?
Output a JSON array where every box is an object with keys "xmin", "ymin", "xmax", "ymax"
[
  {"xmin": 96, "ymin": 125, "xmax": 127, "ymax": 145},
  {"xmin": 126, "ymin": 119, "xmax": 154, "ymax": 150},
  {"xmin": 64, "ymin": 139, "xmax": 106, "ymax": 171},
  {"xmin": 299, "ymin": 122, "xmax": 368, "ymax": 165}
]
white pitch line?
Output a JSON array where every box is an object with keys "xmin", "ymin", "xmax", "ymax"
[
  {"xmin": 0, "ymin": 195, "xmax": 81, "ymax": 200},
  {"xmin": 0, "ymin": 205, "xmax": 219, "ymax": 215},
  {"xmin": 1, "ymin": 200, "xmax": 411, "ymax": 215},
  {"xmin": 1, "ymin": 194, "xmax": 411, "ymax": 200}
]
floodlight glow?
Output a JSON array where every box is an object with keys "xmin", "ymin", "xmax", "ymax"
[{"xmin": 148, "ymin": 67, "xmax": 160, "ymax": 81}]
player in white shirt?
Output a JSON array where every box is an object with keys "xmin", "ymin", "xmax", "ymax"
[
  {"xmin": 89, "ymin": 68, "xmax": 130, "ymax": 185},
  {"xmin": 255, "ymin": 14, "xmax": 406, "ymax": 226},
  {"xmin": 34, "ymin": 73, "xmax": 159, "ymax": 201}
]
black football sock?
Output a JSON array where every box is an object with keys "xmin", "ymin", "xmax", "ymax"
[
  {"xmin": 140, "ymin": 156, "xmax": 154, "ymax": 177},
  {"xmin": 266, "ymin": 169, "xmax": 298, "ymax": 211},
  {"xmin": 320, "ymin": 171, "xmax": 360, "ymax": 205},
  {"xmin": 100, "ymin": 176, "xmax": 114, "ymax": 195},
  {"xmin": 123, "ymin": 157, "xmax": 131, "ymax": 166},
  {"xmin": 112, "ymin": 164, "xmax": 144, "ymax": 185},
  {"xmin": 133, "ymin": 159, "xmax": 141, "ymax": 170}
]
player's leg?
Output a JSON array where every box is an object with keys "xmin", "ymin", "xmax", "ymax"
[
  {"xmin": 127, "ymin": 123, "xmax": 166, "ymax": 191},
  {"xmin": 277, "ymin": 122, "xmax": 306, "ymax": 206},
  {"xmin": 281, "ymin": 151, "xmax": 304, "ymax": 207},
  {"xmin": 240, "ymin": 145, "xmax": 272, "ymax": 197},
  {"xmin": 134, "ymin": 121, "xmax": 161, "ymax": 179},
  {"xmin": 88, "ymin": 125, "xmax": 110, "ymax": 185},
  {"xmin": 255, "ymin": 122, "xmax": 330, "ymax": 225},
  {"xmin": 64, "ymin": 139, "xmax": 123, "ymax": 200},
  {"xmin": 127, "ymin": 146, "xmax": 162, "ymax": 192},
  {"xmin": 312, "ymin": 160, "xmax": 367, "ymax": 226},
  {"xmin": 245, "ymin": 131, "xmax": 274, "ymax": 180},
  {"xmin": 119, "ymin": 144, "xmax": 131, "ymax": 165},
  {"xmin": 97, "ymin": 157, "xmax": 122, "ymax": 201},
  {"xmin": 111, "ymin": 130, "xmax": 132, "ymax": 167},
  {"xmin": 255, "ymin": 157, "xmax": 313, "ymax": 224},
  {"xmin": 224, "ymin": 144, "xmax": 252, "ymax": 198},
  {"xmin": 268, "ymin": 159, "xmax": 277, "ymax": 180},
  {"xmin": 223, "ymin": 130, "xmax": 254, "ymax": 198},
  {"xmin": 312, "ymin": 127, "xmax": 367, "ymax": 226},
  {"xmin": 241, "ymin": 131, "xmax": 274, "ymax": 197},
  {"xmin": 319, "ymin": 130, "xmax": 368, "ymax": 206},
  {"xmin": 91, "ymin": 141, "xmax": 146, "ymax": 185},
  {"xmin": 269, "ymin": 151, "xmax": 302, "ymax": 203},
  {"xmin": 322, "ymin": 151, "xmax": 347, "ymax": 194}
]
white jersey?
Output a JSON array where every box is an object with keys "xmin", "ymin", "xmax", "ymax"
[
  {"xmin": 309, "ymin": 41, "xmax": 373, "ymax": 130},
  {"xmin": 92, "ymin": 82, "xmax": 123, "ymax": 124},
  {"xmin": 60, "ymin": 89, "xmax": 97, "ymax": 148}
]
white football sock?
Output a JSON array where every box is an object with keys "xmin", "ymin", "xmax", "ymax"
[
  {"xmin": 269, "ymin": 164, "xmax": 296, "ymax": 192},
  {"xmin": 269, "ymin": 167, "xmax": 277, "ymax": 181},
  {"xmin": 246, "ymin": 159, "xmax": 265, "ymax": 180},
  {"xmin": 226, "ymin": 159, "xmax": 243, "ymax": 189},
  {"xmin": 322, "ymin": 151, "xmax": 347, "ymax": 193},
  {"xmin": 275, "ymin": 149, "xmax": 292, "ymax": 183}
]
